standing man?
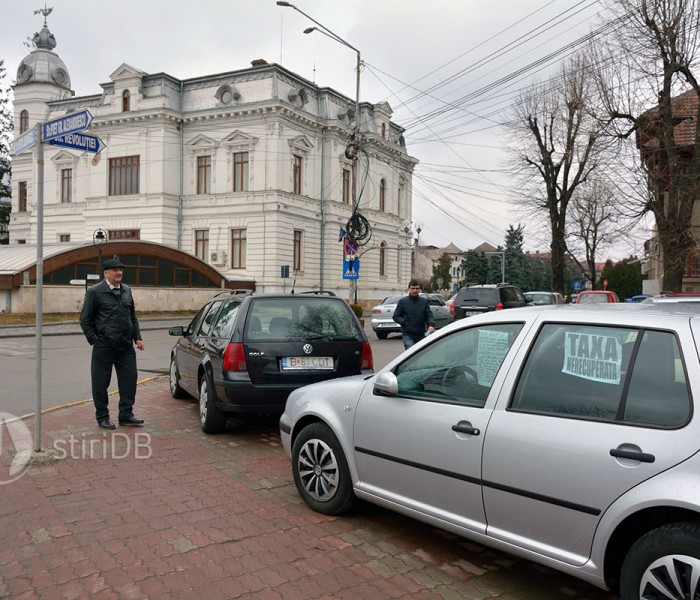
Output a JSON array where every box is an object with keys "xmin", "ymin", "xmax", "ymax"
[
  {"xmin": 80, "ymin": 256, "xmax": 145, "ymax": 429},
  {"xmin": 393, "ymin": 279, "xmax": 436, "ymax": 350}
]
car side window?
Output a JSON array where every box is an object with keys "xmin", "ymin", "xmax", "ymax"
[
  {"xmin": 511, "ymin": 324, "xmax": 691, "ymax": 427},
  {"xmin": 198, "ymin": 300, "xmax": 224, "ymax": 337},
  {"xmin": 209, "ymin": 300, "xmax": 240, "ymax": 339},
  {"xmin": 186, "ymin": 305, "xmax": 209, "ymax": 336},
  {"xmin": 395, "ymin": 323, "xmax": 524, "ymax": 407}
]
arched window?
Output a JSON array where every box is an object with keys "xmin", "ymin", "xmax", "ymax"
[
  {"xmin": 379, "ymin": 178, "xmax": 386, "ymax": 212},
  {"xmin": 122, "ymin": 90, "xmax": 130, "ymax": 112},
  {"xmin": 20, "ymin": 110, "xmax": 29, "ymax": 134},
  {"xmin": 379, "ymin": 241, "xmax": 387, "ymax": 276}
]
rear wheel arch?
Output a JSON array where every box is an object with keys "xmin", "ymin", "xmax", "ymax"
[{"xmin": 603, "ymin": 506, "xmax": 700, "ymax": 592}]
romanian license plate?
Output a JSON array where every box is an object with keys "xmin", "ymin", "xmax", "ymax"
[
  {"xmin": 466, "ymin": 311, "xmax": 481, "ymax": 317},
  {"xmin": 281, "ymin": 356, "xmax": 333, "ymax": 370},
  {"xmin": 377, "ymin": 322, "xmax": 396, "ymax": 328}
]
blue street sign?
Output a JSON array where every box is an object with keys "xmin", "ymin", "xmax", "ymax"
[
  {"xmin": 49, "ymin": 132, "xmax": 105, "ymax": 154},
  {"xmin": 42, "ymin": 109, "xmax": 93, "ymax": 142},
  {"xmin": 343, "ymin": 259, "xmax": 360, "ymax": 280},
  {"xmin": 13, "ymin": 128, "xmax": 37, "ymax": 155},
  {"xmin": 573, "ymin": 280, "xmax": 583, "ymax": 291}
]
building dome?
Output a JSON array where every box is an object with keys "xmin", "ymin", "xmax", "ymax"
[{"xmin": 16, "ymin": 24, "xmax": 71, "ymax": 90}]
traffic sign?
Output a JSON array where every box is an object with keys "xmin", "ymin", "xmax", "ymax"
[
  {"xmin": 343, "ymin": 259, "xmax": 360, "ymax": 280},
  {"xmin": 42, "ymin": 109, "xmax": 93, "ymax": 142},
  {"xmin": 344, "ymin": 237, "xmax": 358, "ymax": 257},
  {"xmin": 13, "ymin": 128, "xmax": 37, "ymax": 155},
  {"xmin": 49, "ymin": 132, "xmax": 105, "ymax": 154},
  {"xmin": 573, "ymin": 280, "xmax": 583, "ymax": 291}
]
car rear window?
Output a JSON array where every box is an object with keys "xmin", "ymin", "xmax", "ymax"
[
  {"xmin": 246, "ymin": 298, "xmax": 363, "ymax": 342},
  {"xmin": 458, "ymin": 289, "xmax": 498, "ymax": 304},
  {"xmin": 577, "ymin": 293, "xmax": 610, "ymax": 304}
]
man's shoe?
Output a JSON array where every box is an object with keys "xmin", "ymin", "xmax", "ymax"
[
  {"xmin": 119, "ymin": 416, "xmax": 145, "ymax": 426},
  {"xmin": 98, "ymin": 419, "xmax": 116, "ymax": 430}
]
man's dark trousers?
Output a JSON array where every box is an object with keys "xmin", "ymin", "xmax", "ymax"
[{"xmin": 91, "ymin": 342, "xmax": 137, "ymax": 422}]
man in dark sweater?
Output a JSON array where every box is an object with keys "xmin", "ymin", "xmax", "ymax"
[{"xmin": 393, "ymin": 279, "xmax": 436, "ymax": 350}]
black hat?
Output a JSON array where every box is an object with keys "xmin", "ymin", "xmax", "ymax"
[{"xmin": 102, "ymin": 256, "xmax": 125, "ymax": 270}]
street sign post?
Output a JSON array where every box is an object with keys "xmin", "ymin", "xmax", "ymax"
[
  {"xmin": 49, "ymin": 132, "xmax": 105, "ymax": 154},
  {"xmin": 42, "ymin": 109, "xmax": 93, "ymax": 142},
  {"xmin": 13, "ymin": 128, "xmax": 38, "ymax": 155}
]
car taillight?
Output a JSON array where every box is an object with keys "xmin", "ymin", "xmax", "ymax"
[
  {"xmin": 372, "ymin": 308, "xmax": 382, "ymax": 314},
  {"xmin": 223, "ymin": 342, "xmax": 247, "ymax": 371},
  {"xmin": 495, "ymin": 302, "xmax": 504, "ymax": 310},
  {"xmin": 361, "ymin": 341, "xmax": 374, "ymax": 371},
  {"xmin": 447, "ymin": 300, "xmax": 454, "ymax": 317}
]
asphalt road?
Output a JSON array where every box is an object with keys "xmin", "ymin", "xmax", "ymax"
[{"xmin": 0, "ymin": 323, "xmax": 405, "ymax": 417}]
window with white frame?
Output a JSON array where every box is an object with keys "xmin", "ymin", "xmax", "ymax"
[
  {"xmin": 61, "ymin": 168, "xmax": 72, "ymax": 203},
  {"xmin": 109, "ymin": 156, "xmax": 139, "ymax": 195},
  {"xmin": 231, "ymin": 228, "xmax": 247, "ymax": 269},
  {"xmin": 293, "ymin": 230, "xmax": 303, "ymax": 271},
  {"xmin": 233, "ymin": 152, "xmax": 249, "ymax": 192},
  {"xmin": 197, "ymin": 156, "xmax": 211, "ymax": 195},
  {"xmin": 195, "ymin": 230, "xmax": 209, "ymax": 261}
]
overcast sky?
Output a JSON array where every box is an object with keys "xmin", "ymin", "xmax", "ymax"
[{"xmin": 1, "ymin": 0, "xmax": 645, "ymax": 258}]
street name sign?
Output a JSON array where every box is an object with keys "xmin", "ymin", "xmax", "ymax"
[
  {"xmin": 49, "ymin": 132, "xmax": 105, "ymax": 154},
  {"xmin": 42, "ymin": 109, "xmax": 93, "ymax": 142},
  {"xmin": 13, "ymin": 129, "xmax": 37, "ymax": 155}
]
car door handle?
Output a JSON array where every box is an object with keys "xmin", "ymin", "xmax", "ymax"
[
  {"xmin": 609, "ymin": 448, "xmax": 655, "ymax": 463},
  {"xmin": 452, "ymin": 421, "xmax": 480, "ymax": 436}
]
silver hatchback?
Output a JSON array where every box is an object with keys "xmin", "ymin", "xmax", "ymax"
[{"xmin": 280, "ymin": 304, "xmax": 700, "ymax": 599}]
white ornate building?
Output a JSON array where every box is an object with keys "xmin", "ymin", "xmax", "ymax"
[{"xmin": 9, "ymin": 16, "xmax": 418, "ymax": 305}]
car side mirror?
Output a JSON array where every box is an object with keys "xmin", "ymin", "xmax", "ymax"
[
  {"xmin": 373, "ymin": 371, "xmax": 398, "ymax": 396},
  {"xmin": 168, "ymin": 326, "xmax": 185, "ymax": 337}
]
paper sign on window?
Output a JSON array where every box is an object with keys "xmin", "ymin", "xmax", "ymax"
[
  {"xmin": 562, "ymin": 332, "xmax": 621, "ymax": 385},
  {"xmin": 477, "ymin": 330, "xmax": 509, "ymax": 386}
]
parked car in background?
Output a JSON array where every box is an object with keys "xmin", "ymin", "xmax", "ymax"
[
  {"xmin": 371, "ymin": 293, "xmax": 451, "ymax": 340},
  {"xmin": 524, "ymin": 291, "xmax": 565, "ymax": 305},
  {"xmin": 280, "ymin": 303, "xmax": 700, "ymax": 599},
  {"xmin": 644, "ymin": 293, "xmax": 700, "ymax": 306},
  {"xmin": 575, "ymin": 290, "xmax": 619, "ymax": 303},
  {"xmin": 625, "ymin": 295, "xmax": 649, "ymax": 303},
  {"xmin": 452, "ymin": 283, "xmax": 528, "ymax": 319},
  {"xmin": 168, "ymin": 290, "xmax": 373, "ymax": 433}
]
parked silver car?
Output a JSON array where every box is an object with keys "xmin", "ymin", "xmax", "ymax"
[
  {"xmin": 371, "ymin": 293, "xmax": 451, "ymax": 339},
  {"xmin": 280, "ymin": 304, "xmax": 700, "ymax": 599}
]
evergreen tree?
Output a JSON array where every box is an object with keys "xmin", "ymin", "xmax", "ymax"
[
  {"xmin": 430, "ymin": 253, "xmax": 452, "ymax": 293},
  {"xmin": 600, "ymin": 258, "xmax": 643, "ymax": 301},
  {"xmin": 0, "ymin": 60, "xmax": 12, "ymax": 244},
  {"xmin": 461, "ymin": 251, "xmax": 489, "ymax": 286}
]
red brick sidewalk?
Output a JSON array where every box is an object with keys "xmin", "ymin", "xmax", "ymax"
[{"xmin": 0, "ymin": 378, "xmax": 616, "ymax": 599}]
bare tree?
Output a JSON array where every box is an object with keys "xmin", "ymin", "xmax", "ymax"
[
  {"xmin": 566, "ymin": 181, "xmax": 621, "ymax": 288},
  {"xmin": 596, "ymin": 0, "xmax": 700, "ymax": 291},
  {"xmin": 507, "ymin": 55, "xmax": 611, "ymax": 294}
]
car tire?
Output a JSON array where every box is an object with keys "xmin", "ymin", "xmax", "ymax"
[
  {"xmin": 376, "ymin": 332, "xmax": 388, "ymax": 340},
  {"xmin": 619, "ymin": 522, "xmax": 700, "ymax": 600},
  {"xmin": 199, "ymin": 373, "xmax": 226, "ymax": 434},
  {"xmin": 291, "ymin": 422, "xmax": 357, "ymax": 515},
  {"xmin": 169, "ymin": 356, "xmax": 189, "ymax": 399}
]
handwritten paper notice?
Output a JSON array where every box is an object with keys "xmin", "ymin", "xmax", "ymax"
[{"xmin": 477, "ymin": 330, "xmax": 510, "ymax": 386}]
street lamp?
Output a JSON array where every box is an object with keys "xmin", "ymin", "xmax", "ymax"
[
  {"xmin": 278, "ymin": 1, "xmax": 362, "ymax": 300},
  {"xmin": 93, "ymin": 228, "xmax": 107, "ymax": 276}
]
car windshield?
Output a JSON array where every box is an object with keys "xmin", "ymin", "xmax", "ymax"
[{"xmin": 246, "ymin": 298, "xmax": 363, "ymax": 342}]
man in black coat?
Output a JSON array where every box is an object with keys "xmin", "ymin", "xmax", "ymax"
[
  {"xmin": 80, "ymin": 257, "xmax": 145, "ymax": 429},
  {"xmin": 393, "ymin": 279, "xmax": 436, "ymax": 350}
]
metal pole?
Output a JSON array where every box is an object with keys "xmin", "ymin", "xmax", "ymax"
[{"xmin": 34, "ymin": 123, "xmax": 44, "ymax": 452}]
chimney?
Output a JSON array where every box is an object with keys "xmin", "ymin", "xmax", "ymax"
[{"xmin": 251, "ymin": 59, "xmax": 268, "ymax": 68}]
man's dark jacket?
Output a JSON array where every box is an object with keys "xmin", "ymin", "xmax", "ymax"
[
  {"xmin": 80, "ymin": 280, "xmax": 142, "ymax": 347},
  {"xmin": 393, "ymin": 294, "xmax": 435, "ymax": 342}
]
